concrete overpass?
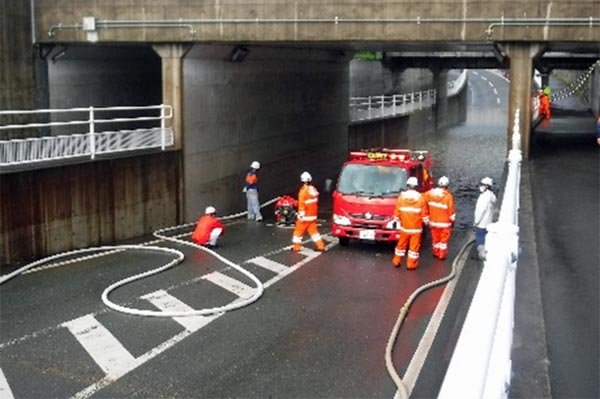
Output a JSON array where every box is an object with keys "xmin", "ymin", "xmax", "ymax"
[{"xmin": 1, "ymin": 0, "xmax": 599, "ymax": 265}]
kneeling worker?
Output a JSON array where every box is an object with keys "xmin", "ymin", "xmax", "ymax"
[{"xmin": 192, "ymin": 206, "xmax": 224, "ymax": 247}]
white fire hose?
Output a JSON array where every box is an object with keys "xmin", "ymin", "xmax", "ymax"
[
  {"xmin": 0, "ymin": 198, "xmax": 280, "ymax": 318},
  {"xmin": 385, "ymin": 236, "xmax": 475, "ymax": 398}
]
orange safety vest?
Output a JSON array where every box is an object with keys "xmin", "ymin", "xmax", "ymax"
[
  {"xmin": 425, "ymin": 187, "xmax": 456, "ymax": 228},
  {"xmin": 298, "ymin": 184, "xmax": 319, "ymax": 222},
  {"xmin": 393, "ymin": 190, "xmax": 429, "ymax": 234}
]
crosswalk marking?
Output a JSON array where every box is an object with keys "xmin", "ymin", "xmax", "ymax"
[
  {"xmin": 141, "ymin": 290, "xmax": 219, "ymax": 332},
  {"xmin": 247, "ymin": 256, "xmax": 289, "ymax": 275},
  {"xmin": 0, "ymin": 368, "xmax": 15, "ymax": 399},
  {"xmin": 62, "ymin": 315, "xmax": 137, "ymax": 375},
  {"xmin": 202, "ymin": 271, "xmax": 256, "ymax": 299}
]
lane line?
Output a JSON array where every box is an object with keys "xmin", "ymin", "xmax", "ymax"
[
  {"xmin": 488, "ymin": 81, "xmax": 494, "ymax": 88},
  {"xmin": 62, "ymin": 315, "xmax": 136, "ymax": 376},
  {"xmin": 141, "ymin": 290, "xmax": 220, "ymax": 332},
  {"xmin": 201, "ymin": 271, "xmax": 256, "ymax": 299},
  {"xmin": 493, "ymin": 87, "xmax": 498, "ymax": 95},
  {"xmin": 247, "ymin": 256, "xmax": 289, "ymax": 275},
  {"xmin": 394, "ymin": 239, "xmax": 471, "ymax": 397},
  {"xmin": 497, "ymin": 98, "xmax": 501, "ymax": 104},
  {"xmin": 0, "ymin": 368, "xmax": 15, "ymax": 399}
]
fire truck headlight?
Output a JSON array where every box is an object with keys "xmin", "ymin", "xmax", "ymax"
[{"xmin": 333, "ymin": 214, "xmax": 351, "ymax": 226}]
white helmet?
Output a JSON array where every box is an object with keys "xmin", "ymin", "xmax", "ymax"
[
  {"xmin": 205, "ymin": 206, "xmax": 216, "ymax": 214},
  {"xmin": 250, "ymin": 161, "xmax": 260, "ymax": 170},
  {"xmin": 438, "ymin": 176, "xmax": 449, "ymax": 187},
  {"xmin": 406, "ymin": 176, "xmax": 418, "ymax": 187},
  {"xmin": 480, "ymin": 177, "xmax": 493, "ymax": 186},
  {"xmin": 300, "ymin": 171, "xmax": 312, "ymax": 182}
]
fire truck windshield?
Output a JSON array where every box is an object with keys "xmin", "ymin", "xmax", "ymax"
[{"xmin": 337, "ymin": 164, "xmax": 407, "ymax": 197}]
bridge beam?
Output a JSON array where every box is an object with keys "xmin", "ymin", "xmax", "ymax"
[{"xmin": 504, "ymin": 43, "xmax": 544, "ymax": 158}]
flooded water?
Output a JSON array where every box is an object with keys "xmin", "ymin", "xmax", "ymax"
[{"xmin": 409, "ymin": 70, "xmax": 509, "ymax": 229}]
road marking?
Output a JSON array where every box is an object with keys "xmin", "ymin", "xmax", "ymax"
[
  {"xmin": 395, "ymin": 238, "xmax": 471, "ymax": 397},
  {"xmin": 493, "ymin": 87, "xmax": 498, "ymax": 95},
  {"xmin": 248, "ymin": 256, "xmax": 289, "ymax": 274},
  {"xmin": 497, "ymin": 98, "xmax": 501, "ymax": 104},
  {"xmin": 488, "ymin": 81, "xmax": 494, "ymax": 88},
  {"xmin": 141, "ymin": 290, "xmax": 219, "ymax": 332},
  {"xmin": 62, "ymin": 315, "xmax": 136, "ymax": 376},
  {"xmin": 0, "ymin": 368, "xmax": 15, "ymax": 399},
  {"xmin": 202, "ymin": 271, "xmax": 256, "ymax": 299},
  {"xmin": 481, "ymin": 75, "xmax": 488, "ymax": 81}
]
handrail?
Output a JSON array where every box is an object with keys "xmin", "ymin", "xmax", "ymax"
[
  {"xmin": 439, "ymin": 110, "xmax": 522, "ymax": 398},
  {"xmin": 0, "ymin": 104, "xmax": 174, "ymax": 169},
  {"xmin": 349, "ymin": 70, "xmax": 466, "ymax": 122}
]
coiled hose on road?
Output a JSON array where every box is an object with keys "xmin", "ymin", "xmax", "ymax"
[
  {"xmin": 0, "ymin": 198, "xmax": 280, "ymax": 318},
  {"xmin": 385, "ymin": 237, "xmax": 475, "ymax": 399}
]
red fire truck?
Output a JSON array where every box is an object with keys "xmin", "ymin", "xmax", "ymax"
[{"xmin": 331, "ymin": 148, "xmax": 434, "ymax": 246}]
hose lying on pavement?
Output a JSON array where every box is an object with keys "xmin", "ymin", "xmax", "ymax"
[
  {"xmin": 385, "ymin": 237, "xmax": 475, "ymax": 398},
  {"xmin": 0, "ymin": 198, "xmax": 280, "ymax": 318}
]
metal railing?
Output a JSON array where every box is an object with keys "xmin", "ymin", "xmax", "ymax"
[
  {"xmin": 439, "ymin": 110, "xmax": 522, "ymax": 399},
  {"xmin": 349, "ymin": 70, "xmax": 467, "ymax": 122},
  {"xmin": 0, "ymin": 105, "xmax": 173, "ymax": 169}
]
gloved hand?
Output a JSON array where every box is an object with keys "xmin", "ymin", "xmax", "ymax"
[
  {"xmin": 297, "ymin": 211, "xmax": 306, "ymax": 221},
  {"xmin": 242, "ymin": 187, "xmax": 247, "ymax": 193},
  {"xmin": 385, "ymin": 219, "xmax": 400, "ymax": 230}
]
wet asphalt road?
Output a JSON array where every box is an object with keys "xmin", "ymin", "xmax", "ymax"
[{"xmin": 0, "ymin": 70, "xmax": 529, "ymax": 398}]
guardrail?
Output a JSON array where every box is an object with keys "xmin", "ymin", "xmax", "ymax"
[
  {"xmin": 439, "ymin": 109, "xmax": 522, "ymax": 399},
  {"xmin": 0, "ymin": 105, "xmax": 173, "ymax": 169},
  {"xmin": 349, "ymin": 70, "xmax": 467, "ymax": 122}
]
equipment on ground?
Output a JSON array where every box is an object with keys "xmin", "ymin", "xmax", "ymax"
[{"xmin": 274, "ymin": 195, "xmax": 298, "ymax": 225}]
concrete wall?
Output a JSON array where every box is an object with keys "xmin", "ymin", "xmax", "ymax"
[
  {"xmin": 348, "ymin": 78, "xmax": 467, "ymax": 149},
  {"xmin": 0, "ymin": 152, "xmax": 181, "ymax": 267},
  {"xmin": 33, "ymin": 1, "xmax": 600, "ymax": 44},
  {"xmin": 0, "ymin": 0, "xmax": 36, "ymax": 139},
  {"xmin": 349, "ymin": 60, "xmax": 434, "ymax": 97},
  {"xmin": 183, "ymin": 44, "xmax": 349, "ymax": 220}
]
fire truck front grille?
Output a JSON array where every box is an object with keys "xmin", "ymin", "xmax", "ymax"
[{"xmin": 349, "ymin": 213, "xmax": 387, "ymax": 221}]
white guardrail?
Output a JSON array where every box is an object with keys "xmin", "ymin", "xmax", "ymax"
[
  {"xmin": 349, "ymin": 70, "xmax": 467, "ymax": 122},
  {"xmin": 439, "ymin": 110, "xmax": 522, "ymax": 399},
  {"xmin": 0, "ymin": 105, "xmax": 173, "ymax": 168}
]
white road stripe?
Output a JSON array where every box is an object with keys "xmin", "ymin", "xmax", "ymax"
[
  {"xmin": 0, "ymin": 368, "xmax": 15, "ymax": 399},
  {"xmin": 493, "ymin": 87, "xmax": 498, "ymax": 95},
  {"xmin": 63, "ymin": 315, "xmax": 136, "ymax": 376},
  {"xmin": 497, "ymin": 98, "xmax": 501, "ymax": 104},
  {"xmin": 488, "ymin": 81, "xmax": 494, "ymax": 87},
  {"xmin": 395, "ymin": 238, "xmax": 471, "ymax": 397},
  {"xmin": 202, "ymin": 271, "xmax": 256, "ymax": 299},
  {"xmin": 141, "ymin": 290, "xmax": 219, "ymax": 332},
  {"xmin": 247, "ymin": 256, "xmax": 289, "ymax": 275},
  {"xmin": 481, "ymin": 75, "xmax": 488, "ymax": 81}
]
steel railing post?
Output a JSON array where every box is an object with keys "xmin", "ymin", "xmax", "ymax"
[
  {"xmin": 380, "ymin": 95, "xmax": 385, "ymax": 118},
  {"xmin": 160, "ymin": 105, "xmax": 166, "ymax": 150},
  {"xmin": 368, "ymin": 96, "xmax": 372, "ymax": 119},
  {"xmin": 89, "ymin": 106, "xmax": 96, "ymax": 159},
  {"xmin": 392, "ymin": 95, "xmax": 397, "ymax": 115}
]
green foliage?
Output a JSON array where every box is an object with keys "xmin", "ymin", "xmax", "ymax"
[{"xmin": 354, "ymin": 51, "xmax": 382, "ymax": 61}]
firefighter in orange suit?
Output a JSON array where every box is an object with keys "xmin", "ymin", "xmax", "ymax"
[
  {"xmin": 425, "ymin": 176, "xmax": 456, "ymax": 260},
  {"xmin": 392, "ymin": 177, "xmax": 429, "ymax": 269},
  {"xmin": 292, "ymin": 171, "xmax": 325, "ymax": 252},
  {"xmin": 191, "ymin": 206, "xmax": 225, "ymax": 247},
  {"xmin": 538, "ymin": 90, "xmax": 551, "ymax": 119}
]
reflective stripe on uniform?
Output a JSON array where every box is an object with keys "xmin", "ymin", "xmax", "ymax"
[
  {"xmin": 305, "ymin": 198, "xmax": 318, "ymax": 204},
  {"xmin": 395, "ymin": 248, "xmax": 406, "ymax": 256},
  {"xmin": 428, "ymin": 201, "xmax": 448, "ymax": 209},
  {"xmin": 292, "ymin": 236, "xmax": 303, "ymax": 244},
  {"xmin": 310, "ymin": 233, "xmax": 322, "ymax": 242},
  {"xmin": 400, "ymin": 227, "xmax": 422, "ymax": 234},
  {"xmin": 408, "ymin": 251, "xmax": 420, "ymax": 259},
  {"xmin": 302, "ymin": 216, "xmax": 317, "ymax": 221},
  {"xmin": 438, "ymin": 243, "xmax": 448, "ymax": 249},
  {"xmin": 399, "ymin": 207, "xmax": 421, "ymax": 213},
  {"xmin": 430, "ymin": 221, "xmax": 452, "ymax": 228}
]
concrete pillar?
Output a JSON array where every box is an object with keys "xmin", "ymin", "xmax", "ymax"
[
  {"xmin": 504, "ymin": 43, "xmax": 544, "ymax": 158},
  {"xmin": 152, "ymin": 44, "xmax": 191, "ymax": 151},
  {"xmin": 592, "ymin": 64, "xmax": 600, "ymax": 117},
  {"xmin": 432, "ymin": 68, "xmax": 449, "ymax": 130},
  {"xmin": 153, "ymin": 44, "xmax": 190, "ymax": 223}
]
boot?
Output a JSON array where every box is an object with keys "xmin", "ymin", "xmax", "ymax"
[
  {"xmin": 292, "ymin": 243, "xmax": 302, "ymax": 252},
  {"xmin": 316, "ymin": 240, "xmax": 325, "ymax": 252},
  {"xmin": 392, "ymin": 256, "xmax": 402, "ymax": 267}
]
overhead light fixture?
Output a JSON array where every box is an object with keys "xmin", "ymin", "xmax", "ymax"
[{"xmin": 230, "ymin": 45, "xmax": 249, "ymax": 63}]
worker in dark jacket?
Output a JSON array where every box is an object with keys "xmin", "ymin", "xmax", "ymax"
[{"xmin": 191, "ymin": 206, "xmax": 224, "ymax": 247}]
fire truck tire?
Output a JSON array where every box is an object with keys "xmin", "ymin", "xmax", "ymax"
[{"xmin": 339, "ymin": 237, "xmax": 350, "ymax": 246}]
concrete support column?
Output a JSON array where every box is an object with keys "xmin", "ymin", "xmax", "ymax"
[
  {"xmin": 152, "ymin": 44, "xmax": 191, "ymax": 150},
  {"xmin": 432, "ymin": 68, "xmax": 449, "ymax": 130},
  {"xmin": 504, "ymin": 43, "xmax": 544, "ymax": 158},
  {"xmin": 591, "ymin": 64, "xmax": 600, "ymax": 117}
]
